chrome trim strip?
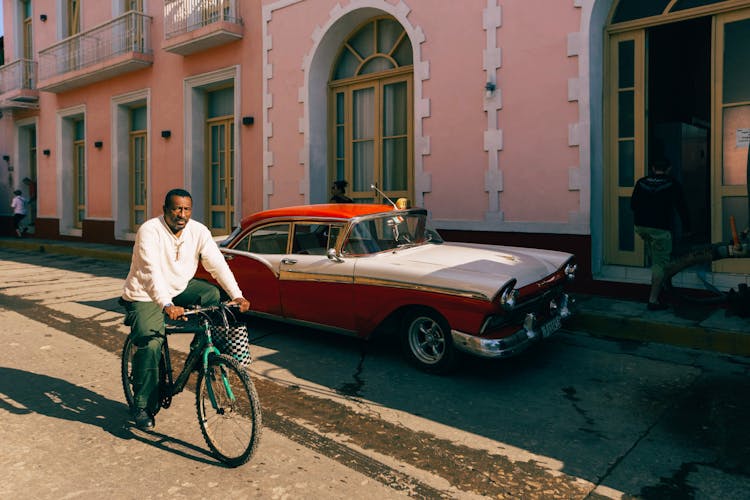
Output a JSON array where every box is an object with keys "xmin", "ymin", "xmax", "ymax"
[
  {"xmin": 451, "ymin": 327, "xmax": 535, "ymax": 359},
  {"xmin": 275, "ymin": 271, "xmax": 489, "ymax": 299},
  {"xmin": 353, "ymin": 275, "xmax": 489, "ymax": 300},
  {"xmin": 221, "ymin": 248, "xmax": 280, "ymax": 277},
  {"xmin": 278, "ymin": 271, "xmax": 352, "ymax": 284}
]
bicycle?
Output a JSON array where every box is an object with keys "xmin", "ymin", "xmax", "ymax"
[{"xmin": 121, "ymin": 302, "xmax": 262, "ymax": 467}]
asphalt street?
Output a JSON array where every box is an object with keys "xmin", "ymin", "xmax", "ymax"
[{"xmin": 1, "ymin": 247, "xmax": 749, "ymax": 499}]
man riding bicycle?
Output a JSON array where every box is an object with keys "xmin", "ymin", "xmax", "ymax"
[{"xmin": 121, "ymin": 188, "xmax": 250, "ymax": 430}]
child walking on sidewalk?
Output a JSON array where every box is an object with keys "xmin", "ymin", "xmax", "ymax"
[{"xmin": 11, "ymin": 190, "xmax": 28, "ymax": 238}]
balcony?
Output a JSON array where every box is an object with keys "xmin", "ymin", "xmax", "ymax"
[
  {"xmin": 163, "ymin": 0, "xmax": 243, "ymax": 56},
  {"xmin": 38, "ymin": 11, "xmax": 153, "ymax": 93},
  {"xmin": 0, "ymin": 59, "xmax": 39, "ymax": 109}
]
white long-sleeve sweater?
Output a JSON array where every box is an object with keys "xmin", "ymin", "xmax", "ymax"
[{"xmin": 122, "ymin": 216, "xmax": 243, "ymax": 307}]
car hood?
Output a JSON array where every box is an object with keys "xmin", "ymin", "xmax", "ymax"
[{"xmin": 353, "ymin": 242, "xmax": 572, "ymax": 301}]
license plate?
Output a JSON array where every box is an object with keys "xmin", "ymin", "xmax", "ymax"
[{"xmin": 540, "ymin": 315, "xmax": 562, "ymax": 338}]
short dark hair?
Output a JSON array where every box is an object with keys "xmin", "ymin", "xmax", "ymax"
[
  {"xmin": 13, "ymin": 189, "xmax": 22, "ymax": 195},
  {"xmin": 650, "ymin": 158, "xmax": 671, "ymax": 172},
  {"xmin": 164, "ymin": 188, "xmax": 192, "ymax": 208},
  {"xmin": 333, "ymin": 180, "xmax": 348, "ymax": 190}
]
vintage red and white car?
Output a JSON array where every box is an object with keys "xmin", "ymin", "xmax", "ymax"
[{"xmin": 198, "ymin": 203, "xmax": 576, "ymax": 373}]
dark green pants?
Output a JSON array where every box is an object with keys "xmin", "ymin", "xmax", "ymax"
[{"xmin": 122, "ymin": 279, "xmax": 220, "ymax": 413}]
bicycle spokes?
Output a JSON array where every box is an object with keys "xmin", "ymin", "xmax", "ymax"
[{"xmin": 196, "ymin": 354, "xmax": 262, "ymax": 467}]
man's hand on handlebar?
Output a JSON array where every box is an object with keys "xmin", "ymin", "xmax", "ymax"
[
  {"xmin": 228, "ymin": 296, "xmax": 251, "ymax": 313},
  {"xmin": 164, "ymin": 303, "xmax": 186, "ymax": 321}
]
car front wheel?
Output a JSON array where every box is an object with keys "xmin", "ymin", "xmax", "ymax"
[{"xmin": 401, "ymin": 308, "xmax": 457, "ymax": 374}]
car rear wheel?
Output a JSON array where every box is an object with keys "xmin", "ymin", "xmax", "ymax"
[{"xmin": 401, "ymin": 308, "xmax": 457, "ymax": 374}]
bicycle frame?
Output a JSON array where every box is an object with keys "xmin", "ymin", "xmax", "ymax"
[{"xmin": 161, "ymin": 309, "xmax": 237, "ymax": 410}]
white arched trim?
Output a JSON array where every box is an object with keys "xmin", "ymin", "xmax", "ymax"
[{"xmin": 263, "ymin": 0, "xmax": 430, "ymax": 207}]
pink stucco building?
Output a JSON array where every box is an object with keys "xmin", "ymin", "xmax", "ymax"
[{"xmin": 1, "ymin": 0, "xmax": 748, "ymax": 294}]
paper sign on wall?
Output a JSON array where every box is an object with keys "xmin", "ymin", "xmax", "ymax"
[{"xmin": 737, "ymin": 128, "xmax": 750, "ymax": 148}]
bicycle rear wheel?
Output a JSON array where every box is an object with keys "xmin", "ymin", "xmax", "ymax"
[
  {"xmin": 121, "ymin": 334, "xmax": 169, "ymax": 414},
  {"xmin": 121, "ymin": 334, "xmax": 137, "ymax": 410},
  {"xmin": 196, "ymin": 353, "xmax": 262, "ymax": 467}
]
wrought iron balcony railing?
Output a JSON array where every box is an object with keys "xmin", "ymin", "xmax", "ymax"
[
  {"xmin": 163, "ymin": 0, "xmax": 243, "ymax": 55},
  {"xmin": 38, "ymin": 11, "xmax": 153, "ymax": 92},
  {"xmin": 0, "ymin": 59, "xmax": 37, "ymax": 95},
  {"xmin": 0, "ymin": 59, "xmax": 39, "ymax": 108},
  {"xmin": 164, "ymin": 0, "xmax": 241, "ymax": 39}
]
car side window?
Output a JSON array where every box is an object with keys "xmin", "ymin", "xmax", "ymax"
[
  {"xmin": 245, "ymin": 223, "xmax": 290, "ymax": 254},
  {"xmin": 292, "ymin": 224, "xmax": 325, "ymax": 255},
  {"xmin": 292, "ymin": 223, "xmax": 343, "ymax": 255},
  {"xmin": 231, "ymin": 232, "xmax": 252, "ymax": 252}
]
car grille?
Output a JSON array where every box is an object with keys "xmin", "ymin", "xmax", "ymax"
[{"xmin": 481, "ymin": 284, "xmax": 565, "ymax": 335}]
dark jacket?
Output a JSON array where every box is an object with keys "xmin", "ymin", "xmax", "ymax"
[
  {"xmin": 330, "ymin": 194, "xmax": 353, "ymax": 203},
  {"xmin": 630, "ymin": 173, "xmax": 690, "ymax": 231}
]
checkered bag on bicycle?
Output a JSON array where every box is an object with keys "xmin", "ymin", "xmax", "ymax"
[{"xmin": 212, "ymin": 308, "xmax": 252, "ymax": 367}]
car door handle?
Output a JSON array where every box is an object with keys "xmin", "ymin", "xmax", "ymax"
[{"xmin": 281, "ymin": 258, "xmax": 298, "ymax": 265}]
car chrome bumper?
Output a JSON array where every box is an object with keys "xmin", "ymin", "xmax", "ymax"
[{"xmin": 451, "ymin": 293, "xmax": 574, "ymax": 359}]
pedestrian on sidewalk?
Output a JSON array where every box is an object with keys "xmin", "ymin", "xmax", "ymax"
[
  {"xmin": 120, "ymin": 188, "xmax": 251, "ymax": 430},
  {"xmin": 10, "ymin": 190, "xmax": 28, "ymax": 238}
]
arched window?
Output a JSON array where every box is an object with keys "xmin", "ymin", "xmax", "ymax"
[{"xmin": 329, "ymin": 17, "xmax": 413, "ymax": 203}]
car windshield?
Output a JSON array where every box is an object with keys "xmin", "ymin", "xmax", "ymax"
[{"xmin": 342, "ymin": 210, "xmax": 443, "ymax": 255}]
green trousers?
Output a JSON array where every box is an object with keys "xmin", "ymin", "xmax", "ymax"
[{"xmin": 122, "ymin": 279, "xmax": 220, "ymax": 413}]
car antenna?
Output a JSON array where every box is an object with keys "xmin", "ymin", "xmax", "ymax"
[{"xmin": 370, "ymin": 184, "xmax": 398, "ymax": 209}]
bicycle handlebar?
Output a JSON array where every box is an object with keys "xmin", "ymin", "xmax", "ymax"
[{"xmin": 178, "ymin": 301, "xmax": 239, "ymax": 318}]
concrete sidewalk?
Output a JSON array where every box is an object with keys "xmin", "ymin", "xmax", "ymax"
[{"xmin": 1, "ymin": 235, "xmax": 748, "ymax": 357}]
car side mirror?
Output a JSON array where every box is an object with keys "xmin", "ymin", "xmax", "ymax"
[{"xmin": 327, "ymin": 247, "xmax": 343, "ymax": 262}]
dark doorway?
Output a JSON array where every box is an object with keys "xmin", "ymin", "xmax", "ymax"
[{"xmin": 648, "ymin": 17, "xmax": 711, "ymax": 247}]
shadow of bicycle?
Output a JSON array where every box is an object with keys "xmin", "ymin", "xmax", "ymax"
[{"xmin": 0, "ymin": 367, "xmax": 224, "ymax": 466}]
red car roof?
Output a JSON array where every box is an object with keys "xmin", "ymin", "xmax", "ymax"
[{"xmin": 240, "ymin": 203, "xmax": 396, "ymax": 228}]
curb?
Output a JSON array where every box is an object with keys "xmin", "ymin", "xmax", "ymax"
[
  {"xmin": 568, "ymin": 312, "xmax": 750, "ymax": 357},
  {"xmin": 0, "ymin": 238, "xmax": 132, "ymax": 263}
]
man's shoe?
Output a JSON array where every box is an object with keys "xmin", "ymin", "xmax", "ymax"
[
  {"xmin": 133, "ymin": 408, "xmax": 154, "ymax": 430},
  {"xmin": 647, "ymin": 301, "xmax": 669, "ymax": 311}
]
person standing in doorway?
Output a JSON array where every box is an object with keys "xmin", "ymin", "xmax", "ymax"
[
  {"xmin": 330, "ymin": 180, "xmax": 353, "ymax": 203},
  {"xmin": 10, "ymin": 190, "xmax": 28, "ymax": 238}
]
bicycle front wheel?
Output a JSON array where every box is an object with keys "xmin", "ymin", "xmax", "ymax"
[{"xmin": 196, "ymin": 353, "xmax": 262, "ymax": 467}]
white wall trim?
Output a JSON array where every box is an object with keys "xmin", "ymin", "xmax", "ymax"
[
  {"xmin": 11, "ymin": 116, "xmax": 38, "ymax": 192},
  {"xmin": 483, "ymin": 0, "xmax": 504, "ymax": 223},
  {"xmin": 56, "ymin": 104, "xmax": 86, "ymax": 237},
  {"xmin": 585, "ymin": 0, "xmax": 614, "ymax": 276},
  {"xmin": 182, "ymin": 65, "xmax": 241, "ymax": 227},
  {"xmin": 566, "ymin": 0, "xmax": 591, "ymax": 234},
  {"xmin": 111, "ymin": 88, "xmax": 151, "ymax": 241}
]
